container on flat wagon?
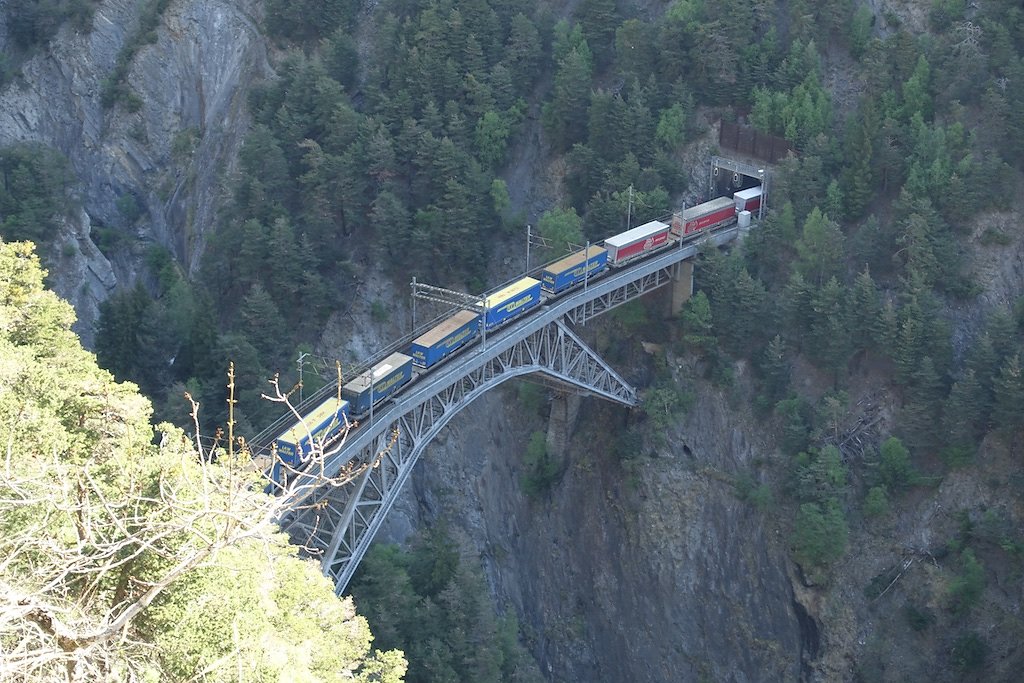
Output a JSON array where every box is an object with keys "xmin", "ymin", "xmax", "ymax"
[
  {"xmin": 477, "ymin": 277, "xmax": 542, "ymax": 330},
  {"xmin": 410, "ymin": 309, "xmax": 480, "ymax": 367},
  {"xmin": 734, "ymin": 186, "xmax": 763, "ymax": 213},
  {"xmin": 342, "ymin": 352, "xmax": 414, "ymax": 415},
  {"xmin": 541, "ymin": 246, "xmax": 609, "ymax": 293},
  {"xmin": 271, "ymin": 396, "xmax": 350, "ymax": 485},
  {"xmin": 671, "ymin": 197, "xmax": 736, "ymax": 237},
  {"xmin": 604, "ymin": 220, "xmax": 671, "ymax": 264}
]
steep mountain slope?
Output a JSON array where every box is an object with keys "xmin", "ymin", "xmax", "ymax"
[{"xmin": 0, "ymin": 0, "xmax": 269, "ymax": 342}]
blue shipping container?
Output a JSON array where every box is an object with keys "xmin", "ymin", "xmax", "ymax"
[
  {"xmin": 411, "ymin": 309, "xmax": 480, "ymax": 367},
  {"xmin": 477, "ymin": 277, "xmax": 542, "ymax": 330},
  {"xmin": 541, "ymin": 246, "xmax": 608, "ymax": 293},
  {"xmin": 271, "ymin": 396, "xmax": 350, "ymax": 487},
  {"xmin": 342, "ymin": 352, "xmax": 414, "ymax": 415},
  {"xmin": 275, "ymin": 397, "xmax": 350, "ymax": 466}
]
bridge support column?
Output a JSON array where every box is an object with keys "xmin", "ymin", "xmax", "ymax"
[
  {"xmin": 546, "ymin": 392, "xmax": 582, "ymax": 459},
  {"xmin": 669, "ymin": 260, "xmax": 694, "ymax": 316}
]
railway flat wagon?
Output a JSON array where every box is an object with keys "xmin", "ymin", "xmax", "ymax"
[
  {"xmin": 541, "ymin": 245, "xmax": 609, "ymax": 293},
  {"xmin": 604, "ymin": 220, "xmax": 671, "ymax": 265},
  {"xmin": 671, "ymin": 197, "xmax": 736, "ymax": 237},
  {"xmin": 342, "ymin": 352, "xmax": 414, "ymax": 415},
  {"xmin": 477, "ymin": 277, "xmax": 542, "ymax": 330},
  {"xmin": 734, "ymin": 186, "xmax": 763, "ymax": 213},
  {"xmin": 410, "ymin": 309, "xmax": 480, "ymax": 368}
]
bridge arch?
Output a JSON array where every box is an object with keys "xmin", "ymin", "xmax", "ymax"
[{"xmin": 281, "ymin": 319, "xmax": 637, "ymax": 593}]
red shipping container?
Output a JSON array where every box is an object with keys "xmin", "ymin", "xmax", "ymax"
[
  {"xmin": 605, "ymin": 221, "xmax": 671, "ymax": 264},
  {"xmin": 672, "ymin": 197, "xmax": 736, "ymax": 237}
]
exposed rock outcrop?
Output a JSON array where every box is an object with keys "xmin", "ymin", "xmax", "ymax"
[
  {"xmin": 386, "ymin": 376, "xmax": 806, "ymax": 681},
  {"xmin": 0, "ymin": 0, "xmax": 271, "ymax": 341}
]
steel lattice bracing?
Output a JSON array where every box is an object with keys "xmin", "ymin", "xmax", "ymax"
[
  {"xmin": 280, "ymin": 320, "xmax": 637, "ymax": 593},
  {"xmin": 276, "ymin": 224, "xmax": 743, "ymax": 593}
]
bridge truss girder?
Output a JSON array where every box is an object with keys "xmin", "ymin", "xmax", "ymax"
[
  {"xmin": 564, "ymin": 262, "xmax": 679, "ymax": 326},
  {"xmin": 281, "ymin": 319, "xmax": 637, "ymax": 594}
]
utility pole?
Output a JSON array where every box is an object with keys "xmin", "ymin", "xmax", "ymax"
[
  {"xmin": 626, "ymin": 185, "xmax": 634, "ymax": 230},
  {"xmin": 526, "ymin": 224, "xmax": 531, "ymax": 273},
  {"xmin": 297, "ymin": 352, "xmax": 310, "ymax": 403},
  {"xmin": 411, "ymin": 276, "xmax": 417, "ymax": 329},
  {"xmin": 582, "ymin": 240, "xmax": 591, "ymax": 328},
  {"xmin": 758, "ymin": 169, "xmax": 766, "ymax": 221}
]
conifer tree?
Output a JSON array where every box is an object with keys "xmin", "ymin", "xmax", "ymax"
[
  {"xmin": 761, "ymin": 334, "xmax": 791, "ymax": 403},
  {"xmin": 899, "ymin": 356, "xmax": 945, "ymax": 453},
  {"xmin": 808, "ymin": 276, "xmax": 850, "ymax": 379},
  {"xmin": 781, "ymin": 270, "xmax": 815, "ymax": 350},
  {"xmin": 794, "ymin": 207, "xmax": 845, "ymax": 286},
  {"xmin": 943, "ymin": 368, "xmax": 985, "ymax": 459},
  {"xmin": 848, "ymin": 267, "xmax": 882, "ymax": 355},
  {"xmin": 680, "ymin": 290, "xmax": 715, "ymax": 355},
  {"xmin": 992, "ymin": 354, "xmax": 1024, "ymax": 436}
]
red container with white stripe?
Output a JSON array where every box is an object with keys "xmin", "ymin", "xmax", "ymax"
[{"xmin": 604, "ymin": 220, "xmax": 672, "ymax": 265}]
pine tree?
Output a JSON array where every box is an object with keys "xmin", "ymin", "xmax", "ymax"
[
  {"xmin": 794, "ymin": 207, "xmax": 845, "ymax": 286},
  {"xmin": 992, "ymin": 354, "xmax": 1024, "ymax": 436},
  {"xmin": 542, "ymin": 44, "xmax": 594, "ymax": 150},
  {"xmin": 504, "ymin": 13, "xmax": 541, "ymax": 92},
  {"xmin": 809, "ymin": 276, "xmax": 850, "ymax": 380},
  {"xmin": 899, "ymin": 356, "xmax": 945, "ymax": 454},
  {"xmin": 239, "ymin": 283, "xmax": 287, "ymax": 359},
  {"xmin": 848, "ymin": 267, "xmax": 882, "ymax": 355},
  {"xmin": 943, "ymin": 368, "xmax": 985, "ymax": 457},
  {"xmin": 900, "ymin": 54, "xmax": 932, "ymax": 122},
  {"xmin": 761, "ymin": 334, "xmax": 791, "ymax": 402},
  {"xmin": 723, "ymin": 268, "xmax": 769, "ymax": 355},
  {"xmin": 873, "ymin": 299, "xmax": 899, "ymax": 354},
  {"xmin": 578, "ymin": 0, "xmax": 619, "ymax": 68},
  {"xmin": 781, "ymin": 270, "xmax": 815, "ymax": 351},
  {"xmin": 680, "ymin": 291, "xmax": 715, "ymax": 354}
]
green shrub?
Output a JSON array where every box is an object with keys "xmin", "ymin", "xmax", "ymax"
[
  {"xmin": 947, "ymin": 549, "xmax": 984, "ymax": 615},
  {"xmin": 878, "ymin": 437, "xmax": 916, "ymax": 492},
  {"xmin": 520, "ymin": 430, "xmax": 558, "ymax": 496},
  {"xmin": 903, "ymin": 603, "xmax": 935, "ymax": 632},
  {"xmin": 516, "ymin": 381, "xmax": 546, "ymax": 415},
  {"xmin": 950, "ymin": 631, "xmax": 987, "ymax": 672},
  {"xmin": 735, "ymin": 472, "xmax": 774, "ymax": 511},
  {"xmin": 369, "ymin": 299, "xmax": 389, "ymax": 323},
  {"xmin": 791, "ymin": 500, "xmax": 848, "ymax": 570},
  {"xmin": 864, "ymin": 486, "xmax": 889, "ymax": 518}
]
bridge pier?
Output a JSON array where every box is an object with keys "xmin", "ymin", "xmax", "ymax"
[
  {"xmin": 669, "ymin": 260, "xmax": 694, "ymax": 316},
  {"xmin": 546, "ymin": 392, "xmax": 582, "ymax": 459}
]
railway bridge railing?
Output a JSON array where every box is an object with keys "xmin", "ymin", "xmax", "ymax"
[{"xmin": 276, "ymin": 224, "xmax": 743, "ymax": 593}]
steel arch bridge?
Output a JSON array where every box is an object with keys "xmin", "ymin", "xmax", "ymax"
[{"xmin": 275, "ymin": 225, "xmax": 742, "ymax": 593}]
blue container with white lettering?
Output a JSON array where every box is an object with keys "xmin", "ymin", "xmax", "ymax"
[
  {"xmin": 410, "ymin": 309, "xmax": 481, "ymax": 367},
  {"xmin": 541, "ymin": 246, "xmax": 608, "ymax": 294},
  {"xmin": 342, "ymin": 352, "xmax": 414, "ymax": 415},
  {"xmin": 477, "ymin": 277, "xmax": 542, "ymax": 330}
]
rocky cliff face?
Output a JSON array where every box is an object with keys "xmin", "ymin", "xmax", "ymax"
[
  {"xmin": 0, "ymin": 0, "xmax": 270, "ymax": 344},
  {"xmin": 384, "ymin": 365, "xmax": 808, "ymax": 682}
]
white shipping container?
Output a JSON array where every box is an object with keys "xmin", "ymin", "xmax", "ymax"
[
  {"xmin": 604, "ymin": 220, "xmax": 670, "ymax": 249},
  {"xmin": 734, "ymin": 186, "xmax": 763, "ymax": 211}
]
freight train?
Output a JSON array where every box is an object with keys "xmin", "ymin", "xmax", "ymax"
[{"xmin": 267, "ymin": 187, "xmax": 759, "ymax": 476}]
